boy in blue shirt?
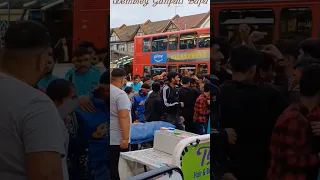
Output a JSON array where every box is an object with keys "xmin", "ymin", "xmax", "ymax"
[{"xmin": 130, "ymin": 76, "xmax": 142, "ymax": 93}]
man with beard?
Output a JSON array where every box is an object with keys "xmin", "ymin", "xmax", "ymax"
[
  {"xmin": 37, "ymin": 57, "xmax": 59, "ymax": 89},
  {"xmin": 65, "ymin": 47, "xmax": 100, "ymax": 113},
  {"xmin": 0, "ymin": 20, "xmax": 65, "ymax": 180},
  {"xmin": 161, "ymin": 71, "xmax": 184, "ymax": 130}
]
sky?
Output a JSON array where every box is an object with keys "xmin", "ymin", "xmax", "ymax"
[{"xmin": 110, "ymin": 1, "xmax": 209, "ymax": 28}]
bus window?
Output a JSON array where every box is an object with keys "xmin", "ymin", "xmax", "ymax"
[
  {"xmin": 199, "ymin": 33, "xmax": 210, "ymax": 48},
  {"xmin": 152, "ymin": 36, "xmax": 168, "ymax": 52},
  {"xmin": 197, "ymin": 64, "xmax": 208, "ymax": 74},
  {"xmin": 151, "ymin": 65, "xmax": 166, "ymax": 76},
  {"xmin": 144, "ymin": 66, "xmax": 151, "ymax": 77},
  {"xmin": 169, "ymin": 34, "xmax": 178, "ymax": 50},
  {"xmin": 178, "ymin": 64, "xmax": 196, "ymax": 74},
  {"xmin": 279, "ymin": 8, "xmax": 312, "ymax": 41},
  {"xmin": 168, "ymin": 65, "xmax": 177, "ymax": 72},
  {"xmin": 180, "ymin": 32, "xmax": 197, "ymax": 50},
  {"xmin": 143, "ymin": 38, "xmax": 150, "ymax": 52},
  {"xmin": 219, "ymin": 9, "xmax": 274, "ymax": 46}
]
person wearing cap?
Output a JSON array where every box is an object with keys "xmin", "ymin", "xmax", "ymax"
[
  {"xmin": 110, "ymin": 68, "xmax": 131, "ymax": 180},
  {"xmin": 132, "ymin": 83, "xmax": 151, "ymax": 123},
  {"xmin": 0, "ymin": 20, "xmax": 66, "ymax": 180}
]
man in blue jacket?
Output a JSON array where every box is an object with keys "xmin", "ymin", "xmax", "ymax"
[{"xmin": 132, "ymin": 83, "xmax": 150, "ymax": 123}]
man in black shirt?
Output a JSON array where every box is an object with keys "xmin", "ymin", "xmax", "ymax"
[{"xmin": 161, "ymin": 72, "xmax": 184, "ymax": 130}]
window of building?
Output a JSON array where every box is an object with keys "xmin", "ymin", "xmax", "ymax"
[
  {"xmin": 166, "ymin": 23, "xmax": 179, "ymax": 32},
  {"xmin": 180, "ymin": 32, "xmax": 197, "ymax": 50},
  {"xmin": 168, "ymin": 34, "xmax": 178, "ymax": 50},
  {"xmin": 136, "ymin": 28, "xmax": 145, "ymax": 36},
  {"xmin": 279, "ymin": 7, "xmax": 312, "ymax": 41},
  {"xmin": 143, "ymin": 38, "xmax": 150, "ymax": 52},
  {"xmin": 219, "ymin": 9, "xmax": 275, "ymax": 46},
  {"xmin": 118, "ymin": 44, "xmax": 125, "ymax": 51},
  {"xmin": 110, "ymin": 32, "xmax": 119, "ymax": 42},
  {"xmin": 152, "ymin": 36, "xmax": 168, "ymax": 52},
  {"xmin": 198, "ymin": 33, "xmax": 210, "ymax": 48}
]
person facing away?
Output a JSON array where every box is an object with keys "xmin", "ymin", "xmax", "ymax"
[
  {"xmin": 132, "ymin": 83, "xmax": 150, "ymax": 123},
  {"xmin": 161, "ymin": 72, "xmax": 184, "ymax": 130},
  {"xmin": 179, "ymin": 76, "xmax": 200, "ymax": 133},
  {"xmin": 130, "ymin": 75, "xmax": 142, "ymax": 93},
  {"xmin": 219, "ymin": 45, "xmax": 288, "ymax": 180},
  {"xmin": 0, "ymin": 20, "xmax": 66, "ymax": 180},
  {"xmin": 145, "ymin": 82, "xmax": 164, "ymax": 122},
  {"xmin": 110, "ymin": 68, "xmax": 131, "ymax": 180},
  {"xmin": 254, "ymin": 52, "xmax": 276, "ymax": 85},
  {"xmin": 268, "ymin": 64, "xmax": 320, "ymax": 180},
  {"xmin": 65, "ymin": 47, "xmax": 100, "ymax": 97},
  {"xmin": 193, "ymin": 82, "xmax": 210, "ymax": 135},
  {"xmin": 37, "ymin": 57, "xmax": 59, "ymax": 89}
]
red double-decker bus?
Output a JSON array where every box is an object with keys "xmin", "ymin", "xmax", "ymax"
[
  {"xmin": 212, "ymin": 0, "xmax": 320, "ymax": 45},
  {"xmin": 133, "ymin": 28, "xmax": 210, "ymax": 77},
  {"xmin": 73, "ymin": 0, "xmax": 109, "ymax": 50}
]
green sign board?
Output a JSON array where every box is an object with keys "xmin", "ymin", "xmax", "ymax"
[{"xmin": 180, "ymin": 142, "xmax": 210, "ymax": 180}]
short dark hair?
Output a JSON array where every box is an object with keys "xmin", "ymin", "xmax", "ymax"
[
  {"xmin": 152, "ymin": 82, "xmax": 161, "ymax": 92},
  {"xmin": 141, "ymin": 83, "xmax": 151, "ymax": 89},
  {"xmin": 167, "ymin": 72, "xmax": 179, "ymax": 82},
  {"xmin": 73, "ymin": 47, "xmax": 90, "ymax": 58},
  {"xmin": 143, "ymin": 77, "xmax": 150, "ymax": 83},
  {"xmin": 299, "ymin": 38, "xmax": 320, "ymax": 59},
  {"xmin": 294, "ymin": 57, "xmax": 320, "ymax": 70},
  {"xmin": 203, "ymin": 82, "xmax": 210, "ymax": 92},
  {"xmin": 111, "ymin": 68, "xmax": 126, "ymax": 78},
  {"xmin": 230, "ymin": 45, "xmax": 259, "ymax": 73},
  {"xmin": 5, "ymin": 20, "xmax": 51, "ymax": 49},
  {"xmin": 181, "ymin": 76, "xmax": 191, "ymax": 85},
  {"xmin": 124, "ymin": 87, "xmax": 133, "ymax": 94},
  {"xmin": 100, "ymin": 70, "xmax": 110, "ymax": 84},
  {"xmin": 300, "ymin": 64, "xmax": 320, "ymax": 97},
  {"xmin": 276, "ymin": 39, "xmax": 299, "ymax": 61},
  {"xmin": 190, "ymin": 78, "xmax": 196, "ymax": 84},
  {"xmin": 46, "ymin": 79, "xmax": 73, "ymax": 101}
]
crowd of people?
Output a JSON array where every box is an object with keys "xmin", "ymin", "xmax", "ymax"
[
  {"xmin": 0, "ymin": 20, "xmax": 109, "ymax": 180},
  {"xmin": 211, "ymin": 26, "xmax": 320, "ymax": 180},
  {"xmin": 109, "ymin": 69, "xmax": 212, "ymax": 179}
]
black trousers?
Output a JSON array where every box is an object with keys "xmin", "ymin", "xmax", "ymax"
[{"xmin": 110, "ymin": 145, "xmax": 129, "ymax": 180}]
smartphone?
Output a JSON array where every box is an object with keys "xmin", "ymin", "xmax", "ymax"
[{"xmin": 57, "ymin": 99, "xmax": 79, "ymax": 119}]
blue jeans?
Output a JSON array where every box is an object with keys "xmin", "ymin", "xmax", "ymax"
[{"xmin": 196, "ymin": 122, "xmax": 208, "ymax": 135}]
